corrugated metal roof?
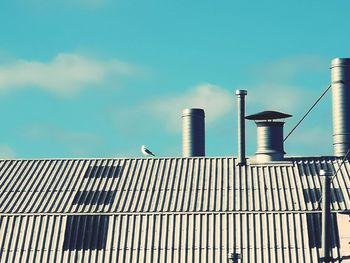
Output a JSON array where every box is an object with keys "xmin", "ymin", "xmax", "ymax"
[
  {"xmin": 0, "ymin": 212, "xmax": 341, "ymax": 262},
  {"xmin": 0, "ymin": 157, "xmax": 349, "ymax": 213},
  {"xmin": 0, "ymin": 156, "xmax": 349, "ymax": 262}
]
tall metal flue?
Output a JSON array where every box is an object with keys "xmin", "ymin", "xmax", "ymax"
[
  {"xmin": 182, "ymin": 108, "xmax": 205, "ymax": 157},
  {"xmin": 236, "ymin": 90, "xmax": 247, "ymax": 165},
  {"xmin": 331, "ymin": 58, "xmax": 350, "ymax": 156}
]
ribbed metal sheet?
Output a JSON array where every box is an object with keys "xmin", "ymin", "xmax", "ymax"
[
  {"xmin": 0, "ymin": 157, "xmax": 350, "ymax": 213},
  {"xmin": 0, "ymin": 212, "xmax": 341, "ymax": 263}
]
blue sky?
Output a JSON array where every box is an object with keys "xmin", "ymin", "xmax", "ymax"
[{"xmin": 0, "ymin": 0, "xmax": 349, "ymax": 158}]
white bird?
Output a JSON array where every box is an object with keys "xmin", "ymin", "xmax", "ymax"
[{"xmin": 141, "ymin": 145, "xmax": 155, "ymax": 157}]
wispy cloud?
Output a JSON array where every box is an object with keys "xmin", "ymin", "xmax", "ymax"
[
  {"xmin": 24, "ymin": 125, "xmax": 103, "ymax": 156},
  {"xmin": 0, "ymin": 53, "xmax": 137, "ymax": 96},
  {"xmin": 236, "ymin": 55, "xmax": 332, "ymax": 156},
  {"xmin": 253, "ymin": 55, "xmax": 328, "ymax": 82},
  {"xmin": 246, "ymin": 83, "xmax": 312, "ymax": 113},
  {"xmin": 110, "ymin": 83, "xmax": 233, "ymax": 157},
  {"xmin": 148, "ymin": 83, "xmax": 232, "ymax": 132},
  {"xmin": 240, "ymin": 55, "xmax": 329, "ymax": 114},
  {"xmin": 285, "ymin": 126, "xmax": 332, "ymax": 156},
  {"xmin": 111, "ymin": 55, "xmax": 330, "ymax": 157},
  {"xmin": 0, "ymin": 145, "xmax": 16, "ymax": 159}
]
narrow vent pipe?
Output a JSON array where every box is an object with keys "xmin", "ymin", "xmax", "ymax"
[
  {"xmin": 236, "ymin": 90, "xmax": 247, "ymax": 165},
  {"xmin": 320, "ymin": 169, "xmax": 331, "ymax": 262},
  {"xmin": 331, "ymin": 58, "xmax": 350, "ymax": 156},
  {"xmin": 182, "ymin": 108, "xmax": 205, "ymax": 157}
]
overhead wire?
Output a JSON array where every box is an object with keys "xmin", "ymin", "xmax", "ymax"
[
  {"xmin": 315, "ymin": 143, "xmax": 350, "ymax": 209},
  {"xmin": 252, "ymin": 81, "xmax": 348, "ymax": 207},
  {"xmin": 279, "ymin": 83, "xmax": 336, "ymax": 208},
  {"xmin": 331, "ymin": 148, "xmax": 350, "ymax": 183},
  {"xmin": 284, "ymin": 84, "xmax": 332, "ymax": 142}
]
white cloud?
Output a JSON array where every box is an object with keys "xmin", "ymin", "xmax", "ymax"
[
  {"xmin": 285, "ymin": 126, "xmax": 333, "ymax": 156},
  {"xmin": 24, "ymin": 126, "xmax": 103, "ymax": 156},
  {"xmin": 148, "ymin": 83, "xmax": 232, "ymax": 131},
  {"xmin": 0, "ymin": 53, "xmax": 136, "ymax": 96},
  {"xmin": 254, "ymin": 55, "xmax": 328, "ymax": 82},
  {"xmin": 239, "ymin": 55, "xmax": 330, "ymax": 115},
  {"xmin": 235, "ymin": 55, "xmax": 332, "ymax": 156},
  {"xmin": 0, "ymin": 145, "xmax": 16, "ymax": 159},
  {"xmin": 246, "ymin": 83, "xmax": 313, "ymax": 113}
]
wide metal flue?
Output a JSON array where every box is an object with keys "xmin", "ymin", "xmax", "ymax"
[
  {"xmin": 236, "ymin": 90, "xmax": 247, "ymax": 165},
  {"xmin": 182, "ymin": 108, "xmax": 205, "ymax": 157},
  {"xmin": 246, "ymin": 111, "xmax": 292, "ymax": 163},
  {"xmin": 331, "ymin": 58, "xmax": 350, "ymax": 156},
  {"xmin": 256, "ymin": 122, "xmax": 285, "ymax": 162}
]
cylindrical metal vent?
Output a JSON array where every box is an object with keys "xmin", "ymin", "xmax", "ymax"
[
  {"xmin": 236, "ymin": 90, "xmax": 247, "ymax": 165},
  {"xmin": 246, "ymin": 111, "xmax": 291, "ymax": 163},
  {"xmin": 331, "ymin": 58, "xmax": 350, "ymax": 156},
  {"xmin": 256, "ymin": 121, "xmax": 285, "ymax": 162},
  {"xmin": 182, "ymin": 108, "xmax": 205, "ymax": 157}
]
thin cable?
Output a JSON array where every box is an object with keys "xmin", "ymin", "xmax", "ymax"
[
  {"xmin": 284, "ymin": 84, "xmax": 332, "ymax": 142},
  {"xmin": 331, "ymin": 148, "xmax": 350, "ymax": 183},
  {"xmin": 316, "ymin": 148, "xmax": 350, "ymax": 209}
]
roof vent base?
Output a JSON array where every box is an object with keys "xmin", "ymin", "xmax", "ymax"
[
  {"xmin": 246, "ymin": 111, "xmax": 291, "ymax": 164},
  {"xmin": 256, "ymin": 151, "xmax": 284, "ymax": 163}
]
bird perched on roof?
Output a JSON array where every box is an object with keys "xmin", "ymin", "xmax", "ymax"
[{"xmin": 141, "ymin": 145, "xmax": 155, "ymax": 157}]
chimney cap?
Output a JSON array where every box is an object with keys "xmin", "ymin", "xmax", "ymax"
[
  {"xmin": 182, "ymin": 108, "xmax": 205, "ymax": 117},
  {"xmin": 331, "ymin": 58, "xmax": 350, "ymax": 68},
  {"xmin": 235, "ymin": 89, "xmax": 247, "ymax": 95},
  {"xmin": 245, "ymin": 110, "xmax": 292, "ymax": 121}
]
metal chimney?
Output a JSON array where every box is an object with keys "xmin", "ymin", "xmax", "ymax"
[
  {"xmin": 246, "ymin": 111, "xmax": 292, "ymax": 163},
  {"xmin": 236, "ymin": 90, "xmax": 247, "ymax": 165},
  {"xmin": 182, "ymin": 108, "xmax": 205, "ymax": 157},
  {"xmin": 331, "ymin": 58, "xmax": 350, "ymax": 156}
]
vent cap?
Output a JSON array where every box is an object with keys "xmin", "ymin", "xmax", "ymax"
[{"xmin": 245, "ymin": 111, "xmax": 292, "ymax": 121}]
